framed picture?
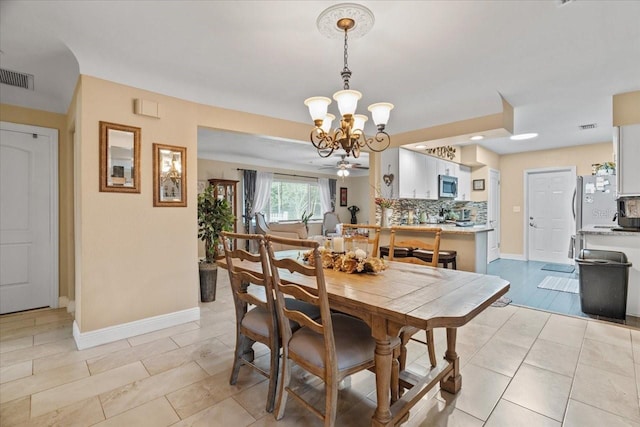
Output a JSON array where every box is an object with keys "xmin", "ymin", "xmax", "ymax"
[
  {"xmin": 473, "ymin": 179, "xmax": 485, "ymax": 191},
  {"xmin": 99, "ymin": 121, "xmax": 141, "ymax": 193},
  {"xmin": 340, "ymin": 187, "xmax": 348, "ymax": 206},
  {"xmin": 153, "ymin": 143, "xmax": 187, "ymax": 207}
]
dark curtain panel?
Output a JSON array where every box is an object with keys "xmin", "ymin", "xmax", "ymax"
[
  {"xmin": 243, "ymin": 169, "xmax": 257, "ymax": 250},
  {"xmin": 329, "ymin": 178, "xmax": 337, "ymax": 212}
]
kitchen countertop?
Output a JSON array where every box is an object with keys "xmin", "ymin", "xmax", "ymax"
[
  {"xmin": 579, "ymin": 225, "xmax": 640, "ymax": 236},
  {"xmin": 381, "ymin": 223, "xmax": 494, "ymax": 235}
]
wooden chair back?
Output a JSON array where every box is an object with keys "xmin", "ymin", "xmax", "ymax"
[
  {"xmin": 221, "ymin": 231, "xmax": 283, "ymax": 412},
  {"xmin": 221, "ymin": 232, "xmax": 275, "ymax": 333},
  {"xmin": 264, "ymin": 235, "xmax": 336, "ymax": 373},
  {"xmin": 388, "ymin": 226, "xmax": 442, "ymax": 267},
  {"xmin": 341, "ymin": 224, "xmax": 381, "ymax": 257}
]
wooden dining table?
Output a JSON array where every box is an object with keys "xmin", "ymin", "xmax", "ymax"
[{"xmin": 220, "ymin": 253, "xmax": 510, "ymax": 426}]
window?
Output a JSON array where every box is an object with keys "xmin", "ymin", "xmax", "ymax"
[{"xmin": 268, "ymin": 178, "xmax": 321, "ymax": 222}]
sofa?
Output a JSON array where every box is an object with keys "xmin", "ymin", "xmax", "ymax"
[{"xmin": 255, "ymin": 213, "xmax": 309, "ymax": 251}]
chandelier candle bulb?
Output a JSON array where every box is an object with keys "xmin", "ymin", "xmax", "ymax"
[
  {"xmin": 321, "ymin": 113, "xmax": 336, "ymax": 133},
  {"xmin": 333, "ymin": 89, "xmax": 362, "ymax": 116},
  {"xmin": 304, "ymin": 97, "xmax": 331, "ymax": 122}
]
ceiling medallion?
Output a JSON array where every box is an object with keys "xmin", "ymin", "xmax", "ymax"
[
  {"xmin": 316, "ymin": 3, "xmax": 375, "ymax": 39},
  {"xmin": 304, "ymin": 3, "xmax": 392, "ymax": 159},
  {"xmin": 426, "ymin": 146, "xmax": 457, "ymax": 161}
]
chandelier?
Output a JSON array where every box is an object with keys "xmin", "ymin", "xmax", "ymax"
[{"xmin": 304, "ymin": 4, "xmax": 393, "ymax": 159}]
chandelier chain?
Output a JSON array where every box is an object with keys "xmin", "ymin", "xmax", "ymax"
[{"xmin": 341, "ymin": 28, "xmax": 351, "ymax": 90}]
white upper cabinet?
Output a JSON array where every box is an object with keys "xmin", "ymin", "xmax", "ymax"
[
  {"xmin": 615, "ymin": 124, "xmax": 640, "ymax": 197},
  {"xmin": 380, "ymin": 148, "xmax": 466, "ymax": 201},
  {"xmin": 424, "ymin": 155, "xmax": 438, "ymax": 200},
  {"xmin": 456, "ymin": 165, "xmax": 471, "ymax": 201},
  {"xmin": 380, "ymin": 148, "xmax": 400, "ymax": 199}
]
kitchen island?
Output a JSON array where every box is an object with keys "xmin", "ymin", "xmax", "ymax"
[
  {"xmin": 378, "ymin": 224, "xmax": 493, "ymax": 273},
  {"xmin": 579, "ymin": 226, "xmax": 640, "ymax": 317}
]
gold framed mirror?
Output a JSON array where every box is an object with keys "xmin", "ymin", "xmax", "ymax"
[
  {"xmin": 99, "ymin": 121, "xmax": 141, "ymax": 193},
  {"xmin": 153, "ymin": 143, "xmax": 187, "ymax": 207}
]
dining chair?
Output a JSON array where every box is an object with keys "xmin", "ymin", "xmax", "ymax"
[
  {"xmin": 341, "ymin": 224, "xmax": 381, "ymax": 257},
  {"xmin": 265, "ymin": 235, "xmax": 395, "ymax": 426},
  {"xmin": 388, "ymin": 226, "xmax": 442, "ymax": 370},
  {"xmin": 221, "ymin": 231, "xmax": 320, "ymax": 413}
]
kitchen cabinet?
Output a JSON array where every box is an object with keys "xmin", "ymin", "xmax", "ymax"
[
  {"xmin": 398, "ymin": 148, "xmax": 419, "ymax": 199},
  {"xmin": 614, "ymin": 124, "xmax": 640, "ymax": 197},
  {"xmin": 380, "ymin": 148, "xmax": 438, "ymax": 200},
  {"xmin": 424, "ymin": 155, "xmax": 438, "ymax": 200},
  {"xmin": 381, "ymin": 148, "xmax": 468, "ymax": 200},
  {"xmin": 456, "ymin": 165, "xmax": 471, "ymax": 201}
]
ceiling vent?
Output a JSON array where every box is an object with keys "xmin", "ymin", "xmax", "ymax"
[
  {"xmin": 579, "ymin": 123, "xmax": 597, "ymax": 130},
  {"xmin": 0, "ymin": 68, "xmax": 35, "ymax": 90}
]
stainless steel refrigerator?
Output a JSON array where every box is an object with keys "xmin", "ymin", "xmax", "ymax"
[{"xmin": 569, "ymin": 174, "xmax": 618, "ymax": 258}]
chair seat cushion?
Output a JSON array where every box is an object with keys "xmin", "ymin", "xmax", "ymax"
[
  {"xmin": 289, "ymin": 314, "xmax": 375, "ymax": 371},
  {"xmin": 242, "ymin": 299, "xmax": 320, "ymax": 337},
  {"xmin": 379, "ymin": 245, "xmax": 412, "ymax": 257},
  {"xmin": 413, "ymin": 249, "xmax": 457, "ymax": 258}
]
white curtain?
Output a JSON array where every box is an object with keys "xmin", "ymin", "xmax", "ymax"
[
  {"xmin": 318, "ymin": 178, "xmax": 332, "ymax": 214},
  {"xmin": 251, "ymin": 171, "xmax": 273, "ymax": 216}
]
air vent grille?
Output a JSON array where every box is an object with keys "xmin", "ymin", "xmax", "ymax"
[
  {"xmin": 0, "ymin": 68, "xmax": 34, "ymax": 90},
  {"xmin": 579, "ymin": 123, "xmax": 597, "ymax": 130}
]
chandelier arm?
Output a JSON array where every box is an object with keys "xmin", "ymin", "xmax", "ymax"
[
  {"xmin": 310, "ymin": 128, "xmax": 332, "ymax": 149},
  {"xmin": 364, "ymin": 131, "xmax": 391, "ymax": 153}
]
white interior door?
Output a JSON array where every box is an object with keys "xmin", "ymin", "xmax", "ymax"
[
  {"xmin": 527, "ymin": 168, "xmax": 575, "ymax": 263},
  {"xmin": 0, "ymin": 123, "xmax": 58, "ymax": 314},
  {"xmin": 487, "ymin": 169, "xmax": 500, "ymax": 262}
]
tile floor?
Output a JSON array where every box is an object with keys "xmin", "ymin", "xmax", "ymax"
[{"xmin": 1, "ymin": 272, "xmax": 639, "ymax": 426}]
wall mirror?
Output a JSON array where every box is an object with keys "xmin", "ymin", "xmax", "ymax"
[
  {"xmin": 153, "ymin": 143, "xmax": 187, "ymax": 207},
  {"xmin": 99, "ymin": 121, "xmax": 141, "ymax": 193}
]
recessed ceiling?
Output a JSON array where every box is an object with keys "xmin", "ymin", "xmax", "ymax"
[{"xmin": 1, "ymin": 0, "xmax": 639, "ymax": 173}]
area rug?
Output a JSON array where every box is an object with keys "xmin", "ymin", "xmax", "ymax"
[
  {"xmin": 491, "ymin": 296, "xmax": 512, "ymax": 307},
  {"xmin": 537, "ymin": 276, "xmax": 579, "ymax": 294},
  {"xmin": 541, "ymin": 263, "xmax": 575, "ymax": 273}
]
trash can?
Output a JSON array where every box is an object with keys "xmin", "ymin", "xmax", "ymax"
[{"xmin": 575, "ymin": 249, "xmax": 632, "ymax": 319}]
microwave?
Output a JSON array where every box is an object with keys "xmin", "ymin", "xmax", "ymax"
[{"xmin": 439, "ymin": 175, "xmax": 458, "ymax": 198}]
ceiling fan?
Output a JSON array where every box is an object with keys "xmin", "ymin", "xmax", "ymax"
[{"xmin": 319, "ymin": 154, "xmax": 368, "ymax": 176}]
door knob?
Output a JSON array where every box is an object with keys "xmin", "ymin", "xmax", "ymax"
[{"xmin": 529, "ymin": 216, "xmax": 534, "ymax": 220}]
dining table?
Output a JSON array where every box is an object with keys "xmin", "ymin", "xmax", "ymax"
[{"xmin": 220, "ymin": 251, "xmax": 510, "ymax": 426}]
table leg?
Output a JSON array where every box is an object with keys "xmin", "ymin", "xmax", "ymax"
[
  {"xmin": 440, "ymin": 327, "xmax": 461, "ymax": 393},
  {"xmin": 372, "ymin": 336, "xmax": 393, "ymax": 426}
]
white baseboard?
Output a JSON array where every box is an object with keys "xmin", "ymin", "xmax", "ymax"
[
  {"xmin": 499, "ymin": 253, "xmax": 526, "ymax": 261},
  {"xmin": 73, "ymin": 307, "xmax": 201, "ymax": 350}
]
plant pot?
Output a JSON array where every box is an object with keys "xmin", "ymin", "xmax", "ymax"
[{"xmin": 198, "ymin": 262, "xmax": 218, "ymax": 302}]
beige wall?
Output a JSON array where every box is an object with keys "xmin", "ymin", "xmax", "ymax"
[
  {"xmin": 613, "ymin": 90, "xmax": 640, "ymax": 126},
  {"xmin": 74, "ymin": 76, "xmax": 201, "ymax": 331},
  {"xmin": 499, "ymin": 142, "xmax": 613, "ymax": 255},
  {"xmin": 0, "ymin": 104, "xmax": 75, "ymax": 303}
]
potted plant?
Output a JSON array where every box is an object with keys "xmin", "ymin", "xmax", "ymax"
[
  {"xmin": 301, "ymin": 210, "xmax": 313, "ymax": 233},
  {"xmin": 198, "ymin": 184, "xmax": 235, "ymax": 302}
]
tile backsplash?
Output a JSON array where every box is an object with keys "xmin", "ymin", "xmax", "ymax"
[{"xmin": 376, "ymin": 199, "xmax": 487, "ymax": 226}]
